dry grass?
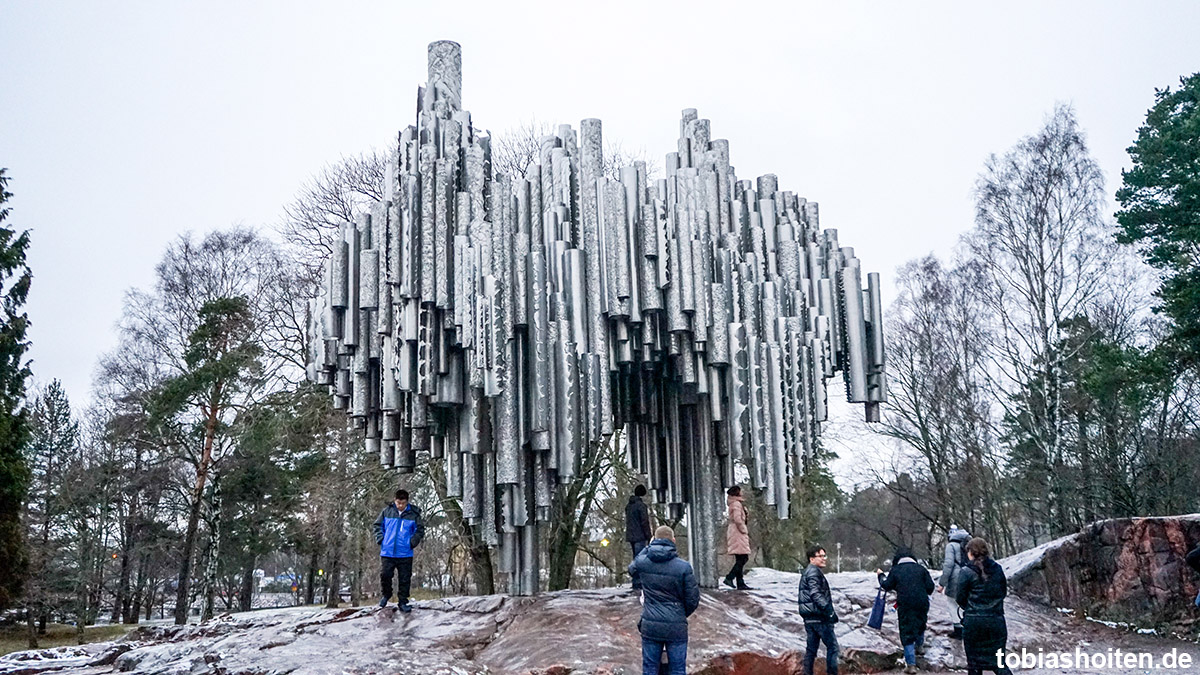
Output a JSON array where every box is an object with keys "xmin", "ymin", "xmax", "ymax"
[{"xmin": 0, "ymin": 623, "xmax": 133, "ymax": 657}]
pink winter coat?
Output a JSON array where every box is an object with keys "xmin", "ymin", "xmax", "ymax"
[{"xmin": 726, "ymin": 495, "xmax": 751, "ymax": 555}]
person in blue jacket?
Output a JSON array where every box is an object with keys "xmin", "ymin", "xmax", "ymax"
[
  {"xmin": 372, "ymin": 489, "xmax": 424, "ymax": 612},
  {"xmin": 628, "ymin": 525, "xmax": 700, "ymax": 675}
]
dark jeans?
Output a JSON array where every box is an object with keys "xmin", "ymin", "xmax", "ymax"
[
  {"xmin": 381, "ymin": 556, "xmax": 413, "ymax": 604},
  {"xmin": 726, "ymin": 554, "xmax": 749, "ymax": 584},
  {"xmin": 803, "ymin": 622, "xmax": 838, "ymax": 675},
  {"xmin": 641, "ymin": 637, "xmax": 686, "ymax": 675},
  {"xmin": 630, "ymin": 541, "xmax": 647, "ymax": 588}
]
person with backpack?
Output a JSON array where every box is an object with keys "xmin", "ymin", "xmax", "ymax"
[
  {"xmin": 877, "ymin": 546, "xmax": 935, "ymax": 673},
  {"xmin": 955, "ymin": 537, "xmax": 1014, "ymax": 675},
  {"xmin": 798, "ymin": 544, "xmax": 839, "ymax": 675},
  {"xmin": 938, "ymin": 525, "xmax": 971, "ymax": 638}
]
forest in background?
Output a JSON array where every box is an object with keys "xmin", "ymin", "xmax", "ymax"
[{"xmin": 0, "ymin": 74, "xmax": 1197, "ymax": 650}]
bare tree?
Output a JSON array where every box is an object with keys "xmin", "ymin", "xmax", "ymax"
[{"xmin": 967, "ymin": 104, "xmax": 1111, "ymax": 538}]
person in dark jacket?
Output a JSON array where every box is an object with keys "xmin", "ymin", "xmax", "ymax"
[
  {"xmin": 372, "ymin": 489, "xmax": 425, "ymax": 612},
  {"xmin": 938, "ymin": 524, "xmax": 971, "ymax": 638},
  {"xmin": 877, "ymin": 546, "xmax": 935, "ymax": 673},
  {"xmin": 955, "ymin": 538, "xmax": 1013, "ymax": 675},
  {"xmin": 626, "ymin": 485, "xmax": 653, "ymax": 560},
  {"xmin": 628, "ymin": 525, "xmax": 700, "ymax": 675},
  {"xmin": 798, "ymin": 544, "xmax": 838, "ymax": 675}
]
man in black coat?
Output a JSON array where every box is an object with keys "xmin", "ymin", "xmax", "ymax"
[
  {"xmin": 626, "ymin": 485, "xmax": 653, "ymax": 564},
  {"xmin": 629, "ymin": 525, "xmax": 700, "ymax": 675},
  {"xmin": 798, "ymin": 544, "xmax": 838, "ymax": 675},
  {"xmin": 877, "ymin": 547, "xmax": 935, "ymax": 673}
]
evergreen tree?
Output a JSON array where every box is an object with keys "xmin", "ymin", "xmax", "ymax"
[
  {"xmin": 0, "ymin": 168, "xmax": 33, "ymax": 610},
  {"xmin": 23, "ymin": 380, "xmax": 79, "ymax": 646},
  {"xmin": 1116, "ymin": 73, "xmax": 1200, "ymax": 363}
]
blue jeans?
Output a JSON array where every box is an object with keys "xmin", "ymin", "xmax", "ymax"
[
  {"xmin": 903, "ymin": 632, "xmax": 925, "ymax": 665},
  {"xmin": 641, "ymin": 637, "xmax": 687, "ymax": 675},
  {"xmin": 803, "ymin": 622, "xmax": 838, "ymax": 675}
]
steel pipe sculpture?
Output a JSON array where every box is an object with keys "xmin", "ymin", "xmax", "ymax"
[{"xmin": 307, "ymin": 41, "xmax": 886, "ymax": 593}]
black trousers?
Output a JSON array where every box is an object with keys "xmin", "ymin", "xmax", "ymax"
[
  {"xmin": 381, "ymin": 556, "xmax": 413, "ymax": 603},
  {"xmin": 726, "ymin": 554, "xmax": 749, "ymax": 584}
]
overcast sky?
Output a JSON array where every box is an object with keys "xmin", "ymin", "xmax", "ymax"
[{"xmin": 3, "ymin": 1, "xmax": 1199, "ymax": 459}]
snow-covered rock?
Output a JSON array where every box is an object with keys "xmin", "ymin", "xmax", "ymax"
[
  {"xmin": 3, "ymin": 559, "xmax": 1192, "ymax": 674},
  {"xmin": 1001, "ymin": 514, "xmax": 1200, "ymax": 625}
]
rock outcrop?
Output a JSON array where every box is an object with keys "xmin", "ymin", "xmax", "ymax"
[
  {"xmin": 0, "ymin": 567, "xmax": 1101, "ymax": 675},
  {"xmin": 1002, "ymin": 514, "xmax": 1200, "ymax": 624}
]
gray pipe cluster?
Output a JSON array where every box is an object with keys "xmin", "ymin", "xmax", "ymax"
[{"xmin": 306, "ymin": 41, "xmax": 886, "ymax": 592}]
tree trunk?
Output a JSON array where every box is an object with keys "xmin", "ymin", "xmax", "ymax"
[
  {"xmin": 304, "ymin": 551, "xmax": 318, "ymax": 605},
  {"xmin": 174, "ymin": 496, "xmax": 203, "ymax": 625},
  {"xmin": 174, "ymin": 396, "xmax": 221, "ymax": 625},
  {"xmin": 427, "ymin": 456, "xmax": 494, "ymax": 594},
  {"xmin": 240, "ymin": 564, "xmax": 255, "ymax": 612},
  {"xmin": 26, "ymin": 608, "xmax": 38, "ymax": 649}
]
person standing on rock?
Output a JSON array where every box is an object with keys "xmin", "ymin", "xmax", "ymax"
[
  {"xmin": 955, "ymin": 537, "xmax": 1014, "ymax": 675},
  {"xmin": 798, "ymin": 544, "xmax": 839, "ymax": 675},
  {"xmin": 723, "ymin": 485, "xmax": 752, "ymax": 590},
  {"xmin": 626, "ymin": 484, "xmax": 654, "ymax": 570},
  {"xmin": 372, "ymin": 489, "xmax": 425, "ymax": 612},
  {"xmin": 877, "ymin": 546, "xmax": 935, "ymax": 674},
  {"xmin": 628, "ymin": 525, "xmax": 700, "ymax": 675},
  {"xmin": 937, "ymin": 524, "xmax": 971, "ymax": 638}
]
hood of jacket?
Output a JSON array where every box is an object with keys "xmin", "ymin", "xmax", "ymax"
[
  {"xmin": 948, "ymin": 526, "xmax": 971, "ymax": 543},
  {"xmin": 726, "ymin": 494, "xmax": 744, "ymax": 508},
  {"xmin": 645, "ymin": 538, "xmax": 678, "ymax": 563}
]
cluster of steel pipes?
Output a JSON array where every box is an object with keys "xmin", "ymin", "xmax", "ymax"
[{"xmin": 306, "ymin": 41, "xmax": 886, "ymax": 592}]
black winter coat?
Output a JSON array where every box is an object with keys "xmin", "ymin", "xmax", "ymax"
[
  {"xmin": 878, "ymin": 558, "xmax": 934, "ymax": 645},
  {"xmin": 629, "ymin": 539, "xmax": 700, "ymax": 642},
  {"xmin": 956, "ymin": 557, "xmax": 1009, "ymax": 670},
  {"xmin": 625, "ymin": 495, "xmax": 652, "ymax": 543},
  {"xmin": 1186, "ymin": 544, "xmax": 1200, "ymax": 575},
  {"xmin": 797, "ymin": 564, "xmax": 837, "ymax": 624}
]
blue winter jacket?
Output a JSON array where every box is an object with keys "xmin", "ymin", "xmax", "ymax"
[
  {"xmin": 628, "ymin": 538, "xmax": 700, "ymax": 642},
  {"xmin": 372, "ymin": 502, "xmax": 424, "ymax": 558}
]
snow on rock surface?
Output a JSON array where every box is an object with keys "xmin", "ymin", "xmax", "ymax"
[
  {"xmin": 2, "ymin": 563, "xmax": 1196, "ymax": 674},
  {"xmin": 1001, "ymin": 514, "xmax": 1200, "ymax": 625}
]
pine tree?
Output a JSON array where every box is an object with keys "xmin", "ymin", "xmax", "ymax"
[
  {"xmin": 0, "ymin": 168, "xmax": 33, "ymax": 610},
  {"xmin": 1116, "ymin": 73, "xmax": 1200, "ymax": 364}
]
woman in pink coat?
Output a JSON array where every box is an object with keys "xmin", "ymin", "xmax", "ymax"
[{"xmin": 724, "ymin": 486, "xmax": 752, "ymax": 589}]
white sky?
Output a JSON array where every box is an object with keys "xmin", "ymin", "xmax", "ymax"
[{"xmin": 3, "ymin": 1, "xmax": 1198, "ymax": 460}]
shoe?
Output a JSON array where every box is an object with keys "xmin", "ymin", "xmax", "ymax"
[
  {"xmin": 398, "ymin": 603, "xmax": 412, "ymax": 613},
  {"xmin": 736, "ymin": 584, "xmax": 754, "ymax": 591},
  {"xmin": 378, "ymin": 597, "xmax": 388, "ymax": 608},
  {"xmin": 722, "ymin": 577, "xmax": 736, "ymax": 589},
  {"xmin": 904, "ymin": 665, "xmax": 917, "ymax": 674}
]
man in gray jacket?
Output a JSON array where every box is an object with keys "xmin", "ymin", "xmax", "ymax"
[{"xmin": 937, "ymin": 524, "xmax": 971, "ymax": 638}]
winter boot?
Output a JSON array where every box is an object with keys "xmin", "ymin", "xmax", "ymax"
[
  {"xmin": 378, "ymin": 597, "xmax": 389, "ymax": 608},
  {"xmin": 399, "ymin": 602, "xmax": 413, "ymax": 613},
  {"xmin": 736, "ymin": 583, "xmax": 754, "ymax": 591},
  {"xmin": 722, "ymin": 576, "xmax": 736, "ymax": 589},
  {"xmin": 904, "ymin": 665, "xmax": 918, "ymax": 674}
]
